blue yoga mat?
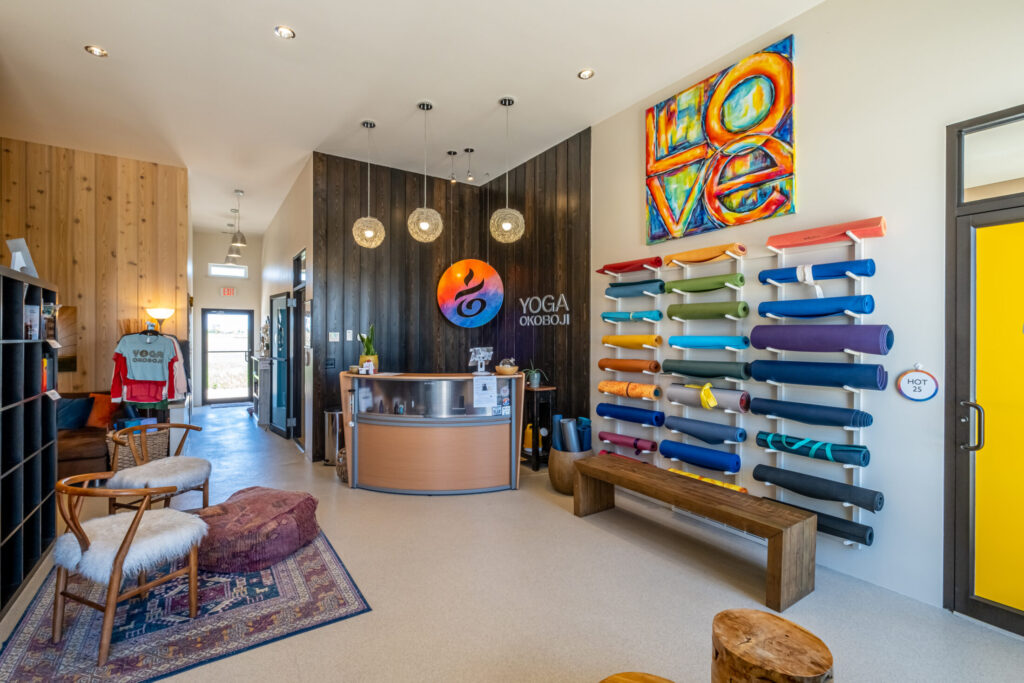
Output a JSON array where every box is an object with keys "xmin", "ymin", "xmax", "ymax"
[
  {"xmin": 551, "ymin": 414, "xmax": 563, "ymax": 450},
  {"xmin": 667, "ymin": 335, "xmax": 750, "ymax": 350},
  {"xmin": 659, "ymin": 440, "xmax": 740, "ymax": 473},
  {"xmin": 665, "ymin": 416, "xmax": 746, "ymax": 445},
  {"xmin": 605, "ymin": 279, "xmax": 665, "ymax": 299},
  {"xmin": 758, "ymin": 295, "xmax": 874, "ymax": 319},
  {"xmin": 578, "ymin": 417, "xmax": 592, "ymax": 451},
  {"xmin": 595, "ymin": 403, "xmax": 666, "ymax": 427},
  {"xmin": 601, "ymin": 310, "xmax": 663, "ymax": 322},
  {"xmin": 750, "ymin": 360, "xmax": 888, "ymax": 390},
  {"xmin": 758, "ymin": 258, "xmax": 876, "ymax": 284},
  {"xmin": 561, "ymin": 418, "xmax": 581, "ymax": 452},
  {"xmin": 750, "ymin": 398, "xmax": 873, "ymax": 427}
]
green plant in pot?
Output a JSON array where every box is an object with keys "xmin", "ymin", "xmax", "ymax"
[
  {"xmin": 524, "ymin": 361, "xmax": 547, "ymax": 388},
  {"xmin": 357, "ymin": 324, "xmax": 378, "ymax": 372}
]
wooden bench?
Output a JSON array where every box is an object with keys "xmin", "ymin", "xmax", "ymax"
[{"xmin": 574, "ymin": 453, "xmax": 816, "ymax": 611}]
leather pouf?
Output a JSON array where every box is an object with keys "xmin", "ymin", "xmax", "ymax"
[
  {"xmin": 197, "ymin": 486, "xmax": 319, "ymax": 572},
  {"xmin": 548, "ymin": 448, "xmax": 592, "ymax": 495}
]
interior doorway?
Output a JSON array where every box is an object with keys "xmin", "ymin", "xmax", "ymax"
[{"xmin": 201, "ymin": 309, "xmax": 254, "ymax": 405}]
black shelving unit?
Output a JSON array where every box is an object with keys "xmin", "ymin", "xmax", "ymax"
[{"xmin": 0, "ymin": 265, "xmax": 58, "ymax": 617}]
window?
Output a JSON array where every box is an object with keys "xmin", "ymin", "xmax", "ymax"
[{"xmin": 208, "ymin": 263, "xmax": 248, "ymax": 279}]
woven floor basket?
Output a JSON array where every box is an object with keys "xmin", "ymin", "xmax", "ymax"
[{"xmin": 106, "ymin": 429, "xmax": 171, "ymax": 471}]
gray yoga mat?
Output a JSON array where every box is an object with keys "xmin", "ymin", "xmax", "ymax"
[{"xmin": 664, "ymin": 384, "xmax": 750, "ymax": 412}]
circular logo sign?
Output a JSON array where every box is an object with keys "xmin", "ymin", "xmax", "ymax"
[
  {"xmin": 437, "ymin": 259, "xmax": 503, "ymax": 328},
  {"xmin": 896, "ymin": 368, "xmax": 938, "ymax": 402}
]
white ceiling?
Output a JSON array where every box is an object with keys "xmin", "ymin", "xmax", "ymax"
[{"xmin": 0, "ymin": 0, "xmax": 822, "ymax": 234}]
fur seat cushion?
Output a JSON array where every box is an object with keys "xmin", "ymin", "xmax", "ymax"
[
  {"xmin": 196, "ymin": 486, "xmax": 319, "ymax": 573},
  {"xmin": 54, "ymin": 509, "xmax": 208, "ymax": 585},
  {"xmin": 107, "ymin": 456, "xmax": 211, "ymax": 492}
]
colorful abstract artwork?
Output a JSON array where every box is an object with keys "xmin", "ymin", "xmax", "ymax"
[
  {"xmin": 646, "ymin": 35, "xmax": 794, "ymax": 244},
  {"xmin": 437, "ymin": 259, "xmax": 504, "ymax": 328}
]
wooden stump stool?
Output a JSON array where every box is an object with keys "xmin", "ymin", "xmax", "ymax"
[{"xmin": 712, "ymin": 609, "xmax": 833, "ymax": 683}]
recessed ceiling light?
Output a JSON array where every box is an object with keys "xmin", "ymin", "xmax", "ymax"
[
  {"xmin": 577, "ymin": 68, "xmax": 595, "ymax": 80},
  {"xmin": 274, "ymin": 25, "xmax": 296, "ymax": 39},
  {"xmin": 84, "ymin": 45, "xmax": 108, "ymax": 58}
]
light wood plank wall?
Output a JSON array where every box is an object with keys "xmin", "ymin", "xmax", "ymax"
[{"xmin": 0, "ymin": 137, "xmax": 189, "ymax": 392}]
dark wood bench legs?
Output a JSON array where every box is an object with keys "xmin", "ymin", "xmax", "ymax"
[
  {"xmin": 574, "ymin": 469, "xmax": 615, "ymax": 517},
  {"xmin": 765, "ymin": 517, "xmax": 816, "ymax": 611}
]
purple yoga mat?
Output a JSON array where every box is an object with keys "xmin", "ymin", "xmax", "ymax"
[
  {"xmin": 750, "ymin": 324, "xmax": 894, "ymax": 355},
  {"xmin": 598, "ymin": 431, "xmax": 657, "ymax": 454}
]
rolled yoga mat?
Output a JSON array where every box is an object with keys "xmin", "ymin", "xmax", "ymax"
[
  {"xmin": 750, "ymin": 360, "xmax": 888, "ymax": 390},
  {"xmin": 758, "ymin": 259, "xmax": 875, "ymax": 285},
  {"xmin": 595, "ymin": 402, "xmax": 665, "ymax": 427},
  {"xmin": 601, "ymin": 310, "xmax": 663, "ymax": 323},
  {"xmin": 597, "ymin": 380, "xmax": 662, "ymax": 400},
  {"xmin": 601, "ymin": 334, "xmax": 663, "ymax": 349},
  {"xmin": 766, "ymin": 216, "xmax": 886, "ymax": 251},
  {"xmin": 579, "ymin": 422, "xmax": 592, "ymax": 451},
  {"xmin": 670, "ymin": 469, "xmax": 749, "ymax": 494},
  {"xmin": 551, "ymin": 414, "xmax": 563, "ymax": 450},
  {"xmin": 665, "ymin": 272, "xmax": 745, "ymax": 294},
  {"xmin": 665, "ymin": 415, "xmax": 746, "ymax": 444},
  {"xmin": 664, "ymin": 242, "xmax": 746, "ymax": 265},
  {"xmin": 749, "ymin": 324, "xmax": 894, "ymax": 355},
  {"xmin": 665, "ymin": 384, "xmax": 750, "ymax": 412},
  {"xmin": 758, "ymin": 295, "xmax": 874, "ymax": 319},
  {"xmin": 560, "ymin": 418, "xmax": 582, "ymax": 452},
  {"xmin": 596, "ymin": 256, "xmax": 663, "ymax": 275},
  {"xmin": 662, "ymin": 359, "xmax": 751, "ymax": 381},
  {"xmin": 756, "ymin": 431, "xmax": 870, "ymax": 467},
  {"xmin": 598, "ymin": 431, "xmax": 658, "ymax": 454},
  {"xmin": 668, "ymin": 335, "xmax": 750, "ymax": 350},
  {"xmin": 749, "ymin": 398, "xmax": 873, "ymax": 427},
  {"xmin": 778, "ymin": 500, "xmax": 875, "ymax": 546},
  {"xmin": 667, "ymin": 301, "xmax": 749, "ymax": 320},
  {"xmin": 659, "ymin": 440, "xmax": 741, "ymax": 473},
  {"xmin": 598, "ymin": 358, "xmax": 662, "ymax": 374},
  {"xmin": 605, "ymin": 279, "xmax": 665, "ymax": 298},
  {"xmin": 752, "ymin": 464, "xmax": 884, "ymax": 512}
]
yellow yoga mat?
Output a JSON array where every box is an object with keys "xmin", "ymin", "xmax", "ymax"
[
  {"xmin": 663, "ymin": 242, "xmax": 747, "ymax": 266},
  {"xmin": 668, "ymin": 468, "xmax": 748, "ymax": 493},
  {"xmin": 601, "ymin": 334, "xmax": 662, "ymax": 350},
  {"xmin": 597, "ymin": 380, "xmax": 662, "ymax": 400}
]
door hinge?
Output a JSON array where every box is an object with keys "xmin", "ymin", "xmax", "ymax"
[
  {"xmin": 287, "ymin": 417, "xmax": 297, "ymax": 427},
  {"xmin": 287, "ymin": 298, "xmax": 298, "ymax": 308}
]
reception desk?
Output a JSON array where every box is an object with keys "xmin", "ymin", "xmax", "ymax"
[{"xmin": 339, "ymin": 373, "xmax": 524, "ymax": 494}]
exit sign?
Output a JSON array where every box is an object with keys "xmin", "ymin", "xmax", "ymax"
[{"xmin": 221, "ymin": 287, "xmax": 235, "ymax": 296}]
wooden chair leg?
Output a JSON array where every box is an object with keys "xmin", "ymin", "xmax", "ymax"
[
  {"xmin": 138, "ymin": 570, "xmax": 148, "ymax": 599},
  {"xmin": 188, "ymin": 544, "xmax": 199, "ymax": 618},
  {"xmin": 202, "ymin": 480, "xmax": 209, "ymax": 508},
  {"xmin": 52, "ymin": 567, "xmax": 67, "ymax": 643},
  {"xmin": 97, "ymin": 578, "xmax": 121, "ymax": 666},
  {"xmin": 107, "ymin": 498, "xmax": 115, "ymax": 516}
]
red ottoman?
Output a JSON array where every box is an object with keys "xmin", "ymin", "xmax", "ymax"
[{"xmin": 196, "ymin": 486, "xmax": 319, "ymax": 572}]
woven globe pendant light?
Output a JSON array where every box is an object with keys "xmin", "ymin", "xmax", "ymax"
[
  {"xmin": 353, "ymin": 120, "xmax": 385, "ymax": 248},
  {"xmin": 490, "ymin": 97, "xmax": 525, "ymax": 243},
  {"xmin": 407, "ymin": 101, "xmax": 443, "ymax": 242}
]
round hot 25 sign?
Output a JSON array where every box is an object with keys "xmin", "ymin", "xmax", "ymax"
[{"xmin": 437, "ymin": 259, "xmax": 504, "ymax": 328}]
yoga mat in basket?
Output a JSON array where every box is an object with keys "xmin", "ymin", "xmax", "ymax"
[
  {"xmin": 664, "ymin": 242, "xmax": 746, "ymax": 265},
  {"xmin": 665, "ymin": 272, "xmax": 744, "ymax": 294},
  {"xmin": 560, "ymin": 418, "xmax": 581, "ymax": 452},
  {"xmin": 601, "ymin": 310, "xmax": 663, "ymax": 323},
  {"xmin": 750, "ymin": 360, "xmax": 889, "ymax": 390},
  {"xmin": 750, "ymin": 324, "xmax": 894, "ymax": 355},
  {"xmin": 659, "ymin": 440, "xmax": 740, "ymax": 473},
  {"xmin": 750, "ymin": 398, "xmax": 873, "ymax": 427},
  {"xmin": 598, "ymin": 358, "xmax": 661, "ymax": 374},
  {"xmin": 668, "ymin": 335, "xmax": 749, "ymax": 350},
  {"xmin": 779, "ymin": 501, "xmax": 875, "ymax": 546},
  {"xmin": 753, "ymin": 464, "xmax": 884, "ymax": 512},
  {"xmin": 602, "ymin": 334, "xmax": 663, "ymax": 350},
  {"xmin": 605, "ymin": 279, "xmax": 665, "ymax": 298},
  {"xmin": 667, "ymin": 301, "xmax": 749, "ymax": 320},
  {"xmin": 597, "ymin": 256, "xmax": 663, "ymax": 274},
  {"xmin": 758, "ymin": 259, "xmax": 875, "ymax": 284},
  {"xmin": 758, "ymin": 295, "xmax": 874, "ymax": 319},
  {"xmin": 665, "ymin": 416, "xmax": 746, "ymax": 444},
  {"xmin": 756, "ymin": 431, "xmax": 870, "ymax": 467},
  {"xmin": 551, "ymin": 414, "xmax": 563, "ymax": 450},
  {"xmin": 665, "ymin": 384, "xmax": 749, "ymax": 412},
  {"xmin": 597, "ymin": 380, "xmax": 661, "ymax": 400},
  {"xmin": 598, "ymin": 431, "xmax": 657, "ymax": 454},
  {"xmin": 595, "ymin": 403, "xmax": 665, "ymax": 427},
  {"xmin": 662, "ymin": 359, "xmax": 751, "ymax": 381}
]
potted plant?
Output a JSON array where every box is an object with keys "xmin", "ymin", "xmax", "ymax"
[
  {"xmin": 523, "ymin": 361, "xmax": 547, "ymax": 388},
  {"xmin": 358, "ymin": 324, "xmax": 378, "ymax": 372}
]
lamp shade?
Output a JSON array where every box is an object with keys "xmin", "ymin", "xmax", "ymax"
[
  {"xmin": 231, "ymin": 230, "xmax": 247, "ymax": 247},
  {"xmin": 146, "ymin": 308, "xmax": 174, "ymax": 321},
  {"xmin": 489, "ymin": 207, "xmax": 525, "ymax": 243},
  {"xmin": 407, "ymin": 207, "xmax": 443, "ymax": 242},
  {"xmin": 353, "ymin": 216, "xmax": 385, "ymax": 248},
  {"xmin": 226, "ymin": 244, "xmax": 242, "ymax": 260}
]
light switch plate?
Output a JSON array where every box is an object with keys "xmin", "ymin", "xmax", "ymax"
[
  {"xmin": 346, "ymin": 329, "xmax": 354, "ymax": 341},
  {"xmin": 329, "ymin": 331, "xmax": 341, "ymax": 342}
]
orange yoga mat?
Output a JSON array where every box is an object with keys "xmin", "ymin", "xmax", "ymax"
[
  {"xmin": 598, "ymin": 358, "xmax": 662, "ymax": 373},
  {"xmin": 668, "ymin": 468, "xmax": 749, "ymax": 494},
  {"xmin": 663, "ymin": 242, "xmax": 746, "ymax": 266},
  {"xmin": 766, "ymin": 216, "xmax": 886, "ymax": 250},
  {"xmin": 601, "ymin": 334, "xmax": 662, "ymax": 350},
  {"xmin": 597, "ymin": 380, "xmax": 662, "ymax": 400}
]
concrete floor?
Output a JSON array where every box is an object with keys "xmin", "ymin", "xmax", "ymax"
[{"xmin": 4, "ymin": 406, "xmax": 1024, "ymax": 681}]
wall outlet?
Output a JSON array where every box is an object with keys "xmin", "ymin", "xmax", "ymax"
[
  {"xmin": 328, "ymin": 331, "xmax": 340, "ymax": 343},
  {"xmin": 346, "ymin": 329, "xmax": 354, "ymax": 341},
  {"xmin": 326, "ymin": 358, "xmax": 336, "ymax": 369}
]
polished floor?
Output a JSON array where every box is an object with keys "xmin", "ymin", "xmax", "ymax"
[{"xmin": 4, "ymin": 406, "xmax": 1023, "ymax": 681}]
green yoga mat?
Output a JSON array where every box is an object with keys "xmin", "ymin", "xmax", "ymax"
[
  {"xmin": 665, "ymin": 273, "xmax": 745, "ymax": 294},
  {"xmin": 662, "ymin": 359, "xmax": 752, "ymax": 380},
  {"xmin": 666, "ymin": 301, "xmax": 749, "ymax": 320}
]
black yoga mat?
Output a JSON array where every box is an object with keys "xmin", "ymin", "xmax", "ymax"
[
  {"xmin": 749, "ymin": 398, "xmax": 873, "ymax": 428},
  {"xmin": 662, "ymin": 359, "xmax": 751, "ymax": 380},
  {"xmin": 749, "ymin": 324, "xmax": 894, "ymax": 355},
  {"xmin": 749, "ymin": 360, "xmax": 888, "ymax": 390},
  {"xmin": 753, "ymin": 464, "xmax": 884, "ymax": 512},
  {"xmin": 665, "ymin": 416, "xmax": 746, "ymax": 444},
  {"xmin": 756, "ymin": 431, "xmax": 870, "ymax": 467},
  {"xmin": 778, "ymin": 501, "xmax": 875, "ymax": 546}
]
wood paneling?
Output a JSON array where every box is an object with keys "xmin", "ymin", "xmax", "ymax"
[
  {"xmin": 0, "ymin": 138, "xmax": 188, "ymax": 391},
  {"xmin": 313, "ymin": 129, "xmax": 591, "ymax": 460}
]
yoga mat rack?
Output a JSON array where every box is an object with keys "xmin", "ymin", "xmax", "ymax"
[
  {"xmin": 602, "ymin": 317, "xmax": 659, "ymax": 325},
  {"xmin": 765, "ymin": 228, "xmax": 866, "ymax": 256},
  {"xmin": 670, "ymin": 344, "xmax": 744, "ymax": 353},
  {"xmin": 602, "ymin": 368, "xmax": 659, "ymax": 376},
  {"xmin": 666, "ymin": 249, "xmax": 744, "ymax": 269},
  {"xmin": 602, "ymin": 263, "xmax": 659, "ymax": 278},
  {"xmin": 600, "ymin": 438, "xmax": 653, "ymax": 453},
  {"xmin": 763, "ymin": 271, "xmax": 864, "ymax": 288},
  {"xmin": 762, "ymin": 378, "xmax": 863, "ymax": 394},
  {"xmin": 603, "ymin": 343, "xmax": 660, "ymax": 350},
  {"xmin": 600, "ymin": 391, "xmax": 657, "ymax": 402},
  {"xmin": 759, "ymin": 446, "xmax": 859, "ymax": 469}
]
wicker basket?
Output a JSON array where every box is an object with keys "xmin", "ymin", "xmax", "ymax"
[{"xmin": 107, "ymin": 429, "xmax": 170, "ymax": 471}]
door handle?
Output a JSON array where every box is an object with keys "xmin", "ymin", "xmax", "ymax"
[{"xmin": 959, "ymin": 401, "xmax": 985, "ymax": 451}]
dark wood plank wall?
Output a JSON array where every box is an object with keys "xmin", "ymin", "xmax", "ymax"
[{"xmin": 312, "ymin": 128, "xmax": 590, "ymax": 460}]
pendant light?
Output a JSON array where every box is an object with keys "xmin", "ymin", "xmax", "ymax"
[
  {"xmin": 464, "ymin": 148, "xmax": 475, "ymax": 182},
  {"xmin": 226, "ymin": 244, "xmax": 242, "ymax": 261},
  {"xmin": 490, "ymin": 97, "xmax": 525, "ymax": 243},
  {"xmin": 353, "ymin": 120, "xmax": 386, "ymax": 248},
  {"xmin": 407, "ymin": 101, "xmax": 443, "ymax": 242},
  {"xmin": 447, "ymin": 150, "xmax": 458, "ymax": 184},
  {"xmin": 230, "ymin": 189, "xmax": 247, "ymax": 247}
]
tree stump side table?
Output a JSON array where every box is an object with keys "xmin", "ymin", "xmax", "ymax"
[{"xmin": 711, "ymin": 608, "xmax": 834, "ymax": 683}]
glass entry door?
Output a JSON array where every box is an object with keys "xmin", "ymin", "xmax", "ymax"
[
  {"xmin": 269, "ymin": 293, "xmax": 291, "ymax": 437},
  {"xmin": 201, "ymin": 309, "xmax": 253, "ymax": 405}
]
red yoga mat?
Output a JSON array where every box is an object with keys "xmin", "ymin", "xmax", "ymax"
[
  {"xmin": 766, "ymin": 217, "xmax": 886, "ymax": 250},
  {"xmin": 596, "ymin": 256, "xmax": 663, "ymax": 274},
  {"xmin": 598, "ymin": 431, "xmax": 658, "ymax": 453}
]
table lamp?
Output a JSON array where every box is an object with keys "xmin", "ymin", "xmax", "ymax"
[{"xmin": 146, "ymin": 308, "xmax": 174, "ymax": 332}]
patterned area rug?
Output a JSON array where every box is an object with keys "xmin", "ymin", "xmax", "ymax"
[{"xmin": 0, "ymin": 532, "xmax": 370, "ymax": 681}]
